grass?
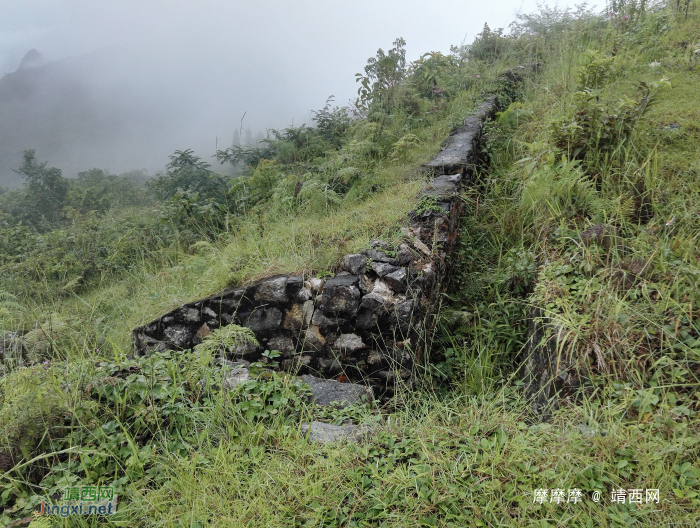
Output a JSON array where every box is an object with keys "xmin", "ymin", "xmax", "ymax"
[
  {"xmin": 2, "ymin": 2, "xmax": 700, "ymax": 527},
  {"xmin": 45, "ymin": 173, "xmax": 423, "ymax": 352},
  {"xmin": 107, "ymin": 389, "xmax": 700, "ymax": 527}
]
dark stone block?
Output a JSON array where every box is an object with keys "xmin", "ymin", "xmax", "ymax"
[
  {"xmin": 267, "ymin": 336, "xmax": 296, "ymax": 356},
  {"xmin": 384, "ymin": 268, "xmax": 407, "ymax": 293},
  {"xmin": 358, "ymin": 274, "xmax": 374, "ymax": 295},
  {"xmin": 319, "ymin": 276, "xmax": 361, "ymax": 316},
  {"xmin": 360, "ymin": 293, "xmax": 385, "ymax": 311},
  {"xmin": 178, "ymin": 307, "xmax": 201, "ymax": 323},
  {"xmin": 361, "ymin": 249, "xmax": 399, "ymax": 265},
  {"xmin": 369, "ymin": 261, "xmax": 399, "ymax": 277},
  {"xmin": 134, "ymin": 334, "xmax": 168, "ymax": 355},
  {"xmin": 370, "ymin": 239, "xmax": 392, "ymax": 250},
  {"xmin": 242, "ymin": 307, "xmax": 283, "ymax": 333},
  {"xmin": 255, "ymin": 276, "xmax": 289, "ymax": 304},
  {"xmin": 285, "ymin": 276, "xmax": 305, "ymax": 300},
  {"xmin": 163, "ymin": 325, "xmax": 194, "ymax": 350},
  {"xmin": 396, "ymin": 244, "xmax": 413, "ymax": 266},
  {"xmin": 355, "ymin": 309, "xmax": 378, "ymax": 330},
  {"xmin": 341, "ymin": 254, "xmax": 368, "ymax": 275},
  {"xmin": 318, "ymin": 357, "xmax": 342, "ymax": 373},
  {"xmin": 299, "ymin": 374, "xmax": 371, "ymax": 407},
  {"xmin": 311, "ymin": 310, "xmax": 348, "ymax": 329},
  {"xmin": 390, "ymin": 300, "xmax": 414, "ymax": 333}
]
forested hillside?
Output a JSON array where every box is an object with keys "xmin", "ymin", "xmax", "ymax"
[{"xmin": 2, "ymin": 2, "xmax": 700, "ymax": 526}]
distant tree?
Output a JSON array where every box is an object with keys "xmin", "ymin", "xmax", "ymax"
[
  {"xmin": 216, "ymin": 140, "xmax": 278, "ymax": 169},
  {"xmin": 244, "ymin": 129, "xmax": 254, "ymax": 146},
  {"xmin": 468, "ymin": 24, "xmax": 507, "ymax": 63},
  {"xmin": 68, "ymin": 168, "xmax": 148, "ymax": 214},
  {"xmin": 355, "ymin": 37, "xmax": 407, "ymax": 110},
  {"xmin": 312, "ymin": 96, "xmax": 353, "ymax": 147},
  {"xmin": 13, "ymin": 149, "xmax": 68, "ymax": 226},
  {"xmin": 149, "ymin": 149, "xmax": 228, "ymax": 202}
]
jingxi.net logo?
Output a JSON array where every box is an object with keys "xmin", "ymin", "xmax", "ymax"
[{"xmin": 35, "ymin": 485, "xmax": 118, "ymax": 518}]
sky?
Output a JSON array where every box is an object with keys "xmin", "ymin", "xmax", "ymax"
[{"xmin": 0, "ymin": 0, "xmax": 604, "ymax": 185}]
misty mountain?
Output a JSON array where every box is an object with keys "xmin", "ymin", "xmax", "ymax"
[{"xmin": 0, "ymin": 47, "xmax": 306, "ymax": 188}]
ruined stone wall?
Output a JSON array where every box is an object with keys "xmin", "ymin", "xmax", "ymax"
[{"xmin": 132, "ymin": 96, "xmax": 500, "ymax": 396}]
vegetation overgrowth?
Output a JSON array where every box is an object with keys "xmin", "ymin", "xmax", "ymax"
[{"xmin": 2, "ymin": 1, "xmax": 700, "ymax": 526}]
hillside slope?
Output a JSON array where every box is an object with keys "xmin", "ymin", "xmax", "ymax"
[{"xmin": 1, "ymin": 2, "xmax": 700, "ymax": 526}]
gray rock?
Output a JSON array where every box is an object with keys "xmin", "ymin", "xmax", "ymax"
[
  {"xmin": 334, "ymin": 333, "xmax": 365, "ymax": 352},
  {"xmin": 307, "ymin": 278, "xmax": 324, "ymax": 293},
  {"xmin": 355, "ymin": 309, "xmax": 379, "ymax": 331},
  {"xmin": 318, "ymin": 275, "xmax": 361, "ymax": 316},
  {"xmin": 267, "ymin": 336, "xmax": 296, "ymax": 356},
  {"xmin": 370, "ymin": 279, "xmax": 403, "ymax": 304},
  {"xmin": 282, "ymin": 354, "xmax": 313, "ymax": 372},
  {"xmin": 300, "ymin": 374, "xmax": 371, "ymax": 407},
  {"xmin": 227, "ymin": 342, "xmax": 259, "ymax": 359},
  {"xmin": 369, "ymin": 261, "xmax": 399, "ymax": 277},
  {"xmin": 421, "ymin": 175, "xmax": 461, "ymax": 200},
  {"xmin": 358, "ymin": 274, "xmax": 374, "ymax": 295},
  {"xmin": 255, "ymin": 276, "xmax": 289, "ymax": 304},
  {"xmin": 356, "ymin": 293, "xmax": 386, "ymax": 330},
  {"xmin": 300, "ymin": 421, "xmax": 367, "ymax": 443},
  {"xmin": 396, "ymin": 244, "xmax": 413, "ymax": 266},
  {"xmin": 297, "ymin": 287, "xmax": 313, "ymax": 302},
  {"xmin": 384, "ymin": 268, "xmax": 407, "ymax": 293},
  {"xmin": 303, "ymin": 325, "xmax": 326, "ymax": 349},
  {"xmin": 303, "ymin": 300, "xmax": 315, "ymax": 326},
  {"xmin": 318, "ymin": 357, "xmax": 342, "ymax": 373},
  {"xmin": 390, "ymin": 300, "xmax": 414, "ymax": 333},
  {"xmin": 360, "ymin": 293, "xmax": 385, "ymax": 311},
  {"xmin": 424, "ymin": 96, "xmax": 497, "ymax": 174},
  {"xmin": 244, "ymin": 307, "xmax": 283, "ymax": 333},
  {"xmin": 341, "ymin": 254, "xmax": 368, "ymax": 275},
  {"xmin": 366, "ymin": 351, "xmax": 384, "ymax": 366},
  {"xmin": 222, "ymin": 367, "xmax": 250, "ymax": 390},
  {"xmin": 362, "ymin": 249, "xmax": 399, "ymax": 265},
  {"xmin": 311, "ymin": 310, "xmax": 347, "ymax": 328},
  {"xmin": 215, "ymin": 357, "xmax": 250, "ymax": 369},
  {"xmin": 180, "ymin": 307, "xmax": 201, "ymax": 323},
  {"xmin": 134, "ymin": 335, "xmax": 168, "ymax": 356},
  {"xmin": 370, "ymin": 239, "xmax": 391, "ymax": 250},
  {"xmin": 285, "ymin": 276, "xmax": 305, "ymax": 300},
  {"xmin": 163, "ymin": 325, "xmax": 194, "ymax": 349},
  {"xmin": 282, "ymin": 302, "xmax": 313, "ymax": 331}
]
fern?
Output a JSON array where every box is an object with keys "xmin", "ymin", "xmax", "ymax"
[
  {"xmin": 297, "ymin": 179, "xmax": 341, "ymax": 214},
  {"xmin": 195, "ymin": 325, "xmax": 259, "ymax": 357},
  {"xmin": 521, "ymin": 160, "xmax": 606, "ymax": 225}
]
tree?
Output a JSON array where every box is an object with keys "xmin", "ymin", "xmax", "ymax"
[
  {"xmin": 355, "ymin": 38, "xmax": 407, "ymax": 110},
  {"xmin": 312, "ymin": 96, "xmax": 353, "ymax": 147},
  {"xmin": 150, "ymin": 149, "xmax": 228, "ymax": 202},
  {"xmin": 13, "ymin": 150, "xmax": 68, "ymax": 226}
]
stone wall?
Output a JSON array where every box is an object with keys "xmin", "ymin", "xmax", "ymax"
[{"xmin": 132, "ymin": 96, "xmax": 500, "ymax": 396}]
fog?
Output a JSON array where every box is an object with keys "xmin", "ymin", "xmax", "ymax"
[{"xmin": 0, "ymin": 0, "xmax": 602, "ymax": 187}]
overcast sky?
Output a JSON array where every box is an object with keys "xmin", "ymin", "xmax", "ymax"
[{"xmin": 0, "ymin": 0, "xmax": 604, "ymax": 184}]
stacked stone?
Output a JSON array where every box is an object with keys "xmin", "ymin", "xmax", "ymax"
[{"xmin": 133, "ymin": 94, "xmax": 502, "ymax": 397}]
